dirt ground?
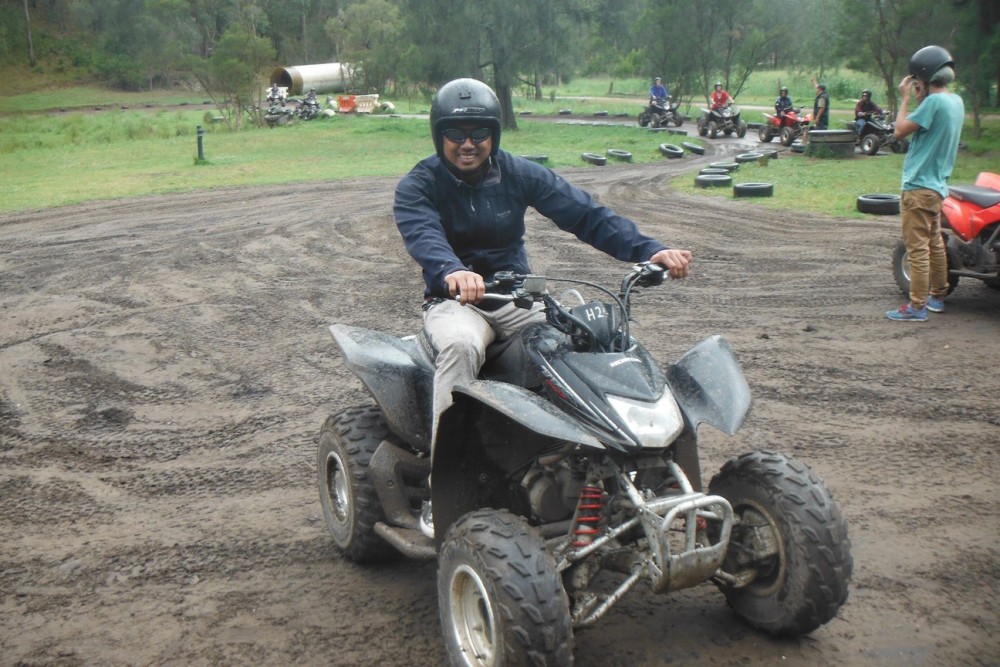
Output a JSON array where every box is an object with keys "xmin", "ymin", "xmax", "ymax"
[{"xmin": 1, "ymin": 134, "xmax": 998, "ymax": 667}]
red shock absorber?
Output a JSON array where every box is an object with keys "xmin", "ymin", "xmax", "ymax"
[{"xmin": 572, "ymin": 486, "xmax": 605, "ymax": 547}]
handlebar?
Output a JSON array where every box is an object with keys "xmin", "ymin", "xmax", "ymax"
[{"xmin": 457, "ymin": 263, "xmax": 666, "ymax": 353}]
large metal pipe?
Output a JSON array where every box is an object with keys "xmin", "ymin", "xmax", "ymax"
[{"xmin": 270, "ymin": 62, "xmax": 356, "ymax": 96}]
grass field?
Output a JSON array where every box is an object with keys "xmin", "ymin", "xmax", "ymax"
[{"xmin": 0, "ymin": 71, "xmax": 996, "ymax": 215}]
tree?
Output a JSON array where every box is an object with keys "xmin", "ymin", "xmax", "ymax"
[
  {"xmin": 21, "ymin": 0, "xmax": 36, "ymax": 66},
  {"xmin": 398, "ymin": 0, "xmax": 588, "ymax": 131},
  {"xmin": 325, "ymin": 0, "xmax": 402, "ymax": 93},
  {"xmin": 191, "ymin": 27, "xmax": 276, "ymax": 129}
]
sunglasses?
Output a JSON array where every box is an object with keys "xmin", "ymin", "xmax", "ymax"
[{"xmin": 442, "ymin": 127, "xmax": 492, "ymax": 144}]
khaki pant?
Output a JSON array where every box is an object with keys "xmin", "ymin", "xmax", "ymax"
[
  {"xmin": 423, "ymin": 298, "xmax": 546, "ymax": 453},
  {"xmin": 901, "ymin": 189, "xmax": 949, "ymax": 309}
]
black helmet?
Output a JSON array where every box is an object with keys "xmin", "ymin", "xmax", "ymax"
[
  {"xmin": 430, "ymin": 78, "xmax": 502, "ymax": 157},
  {"xmin": 908, "ymin": 45, "xmax": 955, "ymax": 83},
  {"xmin": 861, "ymin": 89, "xmax": 872, "ymax": 98},
  {"xmin": 779, "ymin": 86, "xmax": 788, "ymax": 94}
]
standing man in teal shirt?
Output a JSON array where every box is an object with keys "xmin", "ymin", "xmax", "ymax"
[{"xmin": 886, "ymin": 45, "xmax": 964, "ymax": 322}]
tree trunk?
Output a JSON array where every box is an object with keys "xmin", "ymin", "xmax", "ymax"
[{"xmin": 22, "ymin": 0, "xmax": 36, "ymax": 67}]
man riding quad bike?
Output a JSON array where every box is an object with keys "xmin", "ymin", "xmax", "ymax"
[
  {"xmin": 758, "ymin": 86, "xmax": 811, "ymax": 145},
  {"xmin": 697, "ymin": 82, "xmax": 747, "ymax": 138},
  {"xmin": 847, "ymin": 90, "xmax": 908, "ymax": 155},
  {"xmin": 638, "ymin": 95, "xmax": 683, "ymax": 128},
  {"xmin": 315, "ymin": 78, "xmax": 852, "ymax": 667}
]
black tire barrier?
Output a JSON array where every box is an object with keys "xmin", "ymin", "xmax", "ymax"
[
  {"xmin": 760, "ymin": 149, "xmax": 779, "ymax": 159},
  {"xmin": 593, "ymin": 111, "xmax": 609, "ymax": 117},
  {"xmin": 581, "ymin": 152, "xmax": 607, "ymax": 166},
  {"xmin": 734, "ymin": 182, "xmax": 775, "ymax": 198},
  {"xmin": 659, "ymin": 143, "xmax": 684, "ymax": 158},
  {"xmin": 520, "ymin": 155, "xmax": 549, "ymax": 164},
  {"xmin": 682, "ymin": 142, "xmax": 706, "ymax": 155},
  {"xmin": 646, "ymin": 126, "xmax": 670, "ymax": 132},
  {"xmin": 606, "ymin": 149, "xmax": 633, "ymax": 162},
  {"xmin": 734, "ymin": 152, "xmax": 764, "ymax": 163},
  {"xmin": 699, "ymin": 168, "xmax": 729, "ymax": 176},
  {"xmin": 667, "ymin": 128, "xmax": 686, "ymax": 135},
  {"xmin": 558, "ymin": 109, "xmax": 573, "ymax": 115},
  {"xmin": 695, "ymin": 174, "xmax": 733, "ymax": 188},
  {"xmin": 857, "ymin": 193, "xmax": 901, "ymax": 215},
  {"xmin": 708, "ymin": 161, "xmax": 740, "ymax": 172},
  {"xmin": 790, "ymin": 141, "xmax": 805, "ymax": 153}
]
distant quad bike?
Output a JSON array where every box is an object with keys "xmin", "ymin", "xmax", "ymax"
[
  {"xmin": 847, "ymin": 112, "xmax": 909, "ymax": 156},
  {"xmin": 317, "ymin": 263, "xmax": 853, "ymax": 666},
  {"xmin": 638, "ymin": 96, "xmax": 684, "ymax": 128},
  {"xmin": 697, "ymin": 103, "xmax": 747, "ymax": 139},
  {"xmin": 758, "ymin": 107, "xmax": 811, "ymax": 146}
]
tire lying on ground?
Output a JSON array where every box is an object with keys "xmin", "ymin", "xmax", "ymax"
[
  {"xmin": 790, "ymin": 141, "xmax": 805, "ymax": 153},
  {"xmin": 856, "ymin": 193, "xmax": 901, "ymax": 215},
  {"xmin": 735, "ymin": 152, "xmax": 764, "ymax": 163},
  {"xmin": 581, "ymin": 152, "xmax": 607, "ymax": 166},
  {"xmin": 695, "ymin": 174, "xmax": 733, "ymax": 188},
  {"xmin": 682, "ymin": 141, "xmax": 706, "ymax": 155},
  {"xmin": 659, "ymin": 143, "xmax": 684, "ymax": 158},
  {"xmin": 606, "ymin": 149, "xmax": 633, "ymax": 162},
  {"xmin": 708, "ymin": 161, "xmax": 740, "ymax": 172},
  {"xmin": 699, "ymin": 167, "xmax": 729, "ymax": 176},
  {"xmin": 520, "ymin": 155, "xmax": 549, "ymax": 164},
  {"xmin": 759, "ymin": 149, "xmax": 779, "ymax": 159},
  {"xmin": 734, "ymin": 182, "xmax": 775, "ymax": 197}
]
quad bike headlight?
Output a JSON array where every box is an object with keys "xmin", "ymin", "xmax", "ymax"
[{"xmin": 606, "ymin": 392, "xmax": 684, "ymax": 448}]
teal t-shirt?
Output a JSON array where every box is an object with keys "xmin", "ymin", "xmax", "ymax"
[{"xmin": 901, "ymin": 92, "xmax": 964, "ymax": 198}]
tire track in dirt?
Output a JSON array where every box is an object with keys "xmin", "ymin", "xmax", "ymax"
[{"xmin": 1, "ymin": 151, "xmax": 998, "ymax": 666}]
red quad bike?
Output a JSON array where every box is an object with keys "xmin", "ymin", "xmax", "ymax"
[
  {"xmin": 893, "ymin": 171, "xmax": 1000, "ymax": 295},
  {"xmin": 318, "ymin": 263, "xmax": 852, "ymax": 666},
  {"xmin": 758, "ymin": 107, "xmax": 811, "ymax": 146}
]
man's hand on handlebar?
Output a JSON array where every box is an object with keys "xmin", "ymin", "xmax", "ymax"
[
  {"xmin": 649, "ymin": 248, "xmax": 693, "ymax": 280},
  {"xmin": 445, "ymin": 270, "xmax": 486, "ymax": 304}
]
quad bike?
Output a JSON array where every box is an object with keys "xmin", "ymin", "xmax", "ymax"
[
  {"xmin": 758, "ymin": 107, "xmax": 811, "ymax": 146},
  {"xmin": 317, "ymin": 263, "xmax": 853, "ymax": 666},
  {"xmin": 697, "ymin": 103, "xmax": 747, "ymax": 139},
  {"xmin": 893, "ymin": 171, "xmax": 1000, "ymax": 294},
  {"xmin": 848, "ymin": 112, "xmax": 908, "ymax": 156},
  {"xmin": 297, "ymin": 98, "xmax": 320, "ymax": 120},
  {"xmin": 638, "ymin": 96, "xmax": 684, "ymax": 128}
]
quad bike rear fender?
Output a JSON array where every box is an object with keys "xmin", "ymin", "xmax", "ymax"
[{"xmin": 329, "ymin": 324, "xmax": 433, "ymax": 451}]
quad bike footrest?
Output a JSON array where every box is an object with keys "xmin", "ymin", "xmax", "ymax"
[{"xmin": 644, "ymin": 492, "xmax": 734, "ymax": 593}]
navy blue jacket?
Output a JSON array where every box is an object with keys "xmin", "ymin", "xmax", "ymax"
[{"xmin": 394, "ymin": 150, "xmax": 669, "ymax": 298}]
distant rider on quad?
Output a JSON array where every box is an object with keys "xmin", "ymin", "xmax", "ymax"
[
  {"xmin": 711, "ymin": 81, "xmax": 734, "ymax": 110},
  {"xmin": 853, "ymin": 89, "xmax": 884, "ymax": 136},
  {"xmin": 650, "ymin": 76, "xmax": 669, "ymax": 104},
  {"xmin": 775, "ymin": 86, "xmax": 793, "ymax": 121}
]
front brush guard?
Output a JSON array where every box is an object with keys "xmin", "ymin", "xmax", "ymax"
[{"xmin": 556, "ymin": 461, "xmax": 734, "ymax": 628}]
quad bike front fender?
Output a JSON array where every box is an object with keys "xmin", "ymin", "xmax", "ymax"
[
  {"xmin": 430, "ymin": 380, "xmax": 604, "ymax": 543},
  {"xmin": 666, "ymin": 335, "xmax": 751, "ymax": 436}
]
